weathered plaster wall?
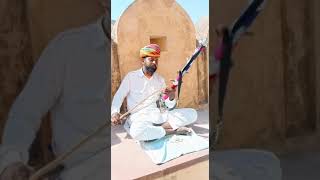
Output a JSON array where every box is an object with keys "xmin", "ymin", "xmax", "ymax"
[{"xmin": 281, "ymin": 0, "xmax": 317, "ymax": 137}]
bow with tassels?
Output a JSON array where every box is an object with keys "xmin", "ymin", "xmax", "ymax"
[{"xmin": 160, "ymin": 39, "xmax": 208, "ymax": 110}]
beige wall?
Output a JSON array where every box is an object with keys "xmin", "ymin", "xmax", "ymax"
[
  {"xmin": 281, "ymin": 0, "xmax": 317, "ymax": 137},
  {"xmin": 314, "ymin": 0, "xmax": 320, "ymax": 133},
  {"xmin": 211, "ymin": 0, "xmax": 286, "ymax": 149},
  {"xmin": 111, "ymin": 40, "xmax": 121, "ymax": 97},
  {"xmin": 0, "ymin": 0, "xmax": 33, "ymax": 139},
  {"xmin": 197, "ymin": 48, "xmax": 209, "ymax": 104},
  {"xmin": 27, "ymin": 0, "xmax": 105, "ymax": 59},
  {"xmin": 115, "ymin": 0, "xmax": 199, "ymax": 108}
]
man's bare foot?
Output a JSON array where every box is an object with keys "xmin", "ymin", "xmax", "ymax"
[{"xmin": 175, "ymin": 127, "xmax": 192, "ymax": 135}]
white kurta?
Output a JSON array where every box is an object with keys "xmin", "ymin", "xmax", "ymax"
[{"xmin": 111, "ymin": 69, "xmax": 197, "ymax": 141}]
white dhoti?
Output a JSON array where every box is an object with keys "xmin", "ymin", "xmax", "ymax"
[{"xmin": 126, "ymin": 108, "xmax": 197, "ymax": 141}]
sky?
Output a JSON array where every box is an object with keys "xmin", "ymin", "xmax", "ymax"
[{"xmin": 111, "ymin": 0, "xmax": 209, "ymax": 24}]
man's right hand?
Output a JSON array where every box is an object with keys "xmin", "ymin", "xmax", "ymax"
[
  {"xmin": 111, "ymin": 113, "xmax": 122, "ymax": 125},
  {"xmin": 0, "ymin": 162, "xmax": 33, "ymax": 180}
]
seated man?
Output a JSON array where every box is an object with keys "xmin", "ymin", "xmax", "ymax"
[{"xmin": 111, "ymin": 44, "xmax": 197, "ymax": 141}]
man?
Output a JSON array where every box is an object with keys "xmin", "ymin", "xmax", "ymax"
[
  {"xmin": 0, "ymin": 14, "xmax": 110, "ymax": 180},
  {"xmin": 111, "ymin": 44, "xmax": 197, "ymax": 141}
]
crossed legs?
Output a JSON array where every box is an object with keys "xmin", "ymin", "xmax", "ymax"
[{"xmin": 129, "ymin": 108, "xmax": 197, "ymax": 141}]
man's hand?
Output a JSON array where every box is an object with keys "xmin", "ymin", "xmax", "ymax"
[
  {"xmin": 164, "ymin": 87, "xmax": 176, "ymax": 100},
  {"xmin": 0, "ymin": 162, "xmax": 33, "ymax": 180},
  {"xmin": 111, "ymin": 113, "xmax": 122, "ymax": 125}
]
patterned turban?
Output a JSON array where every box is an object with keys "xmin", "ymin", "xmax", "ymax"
[{"xmin": 139, "ymin": 44, "xmax": 161, "ymax": 58}]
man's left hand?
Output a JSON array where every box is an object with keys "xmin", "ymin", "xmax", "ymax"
[{"xmin": 164, "ymin": 87, "xmax": 176, "ymax": 100}]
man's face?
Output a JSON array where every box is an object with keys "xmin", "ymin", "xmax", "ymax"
[{"xmin": 143, "ymin": 57, "xmax": 159, "ymax": 74}]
